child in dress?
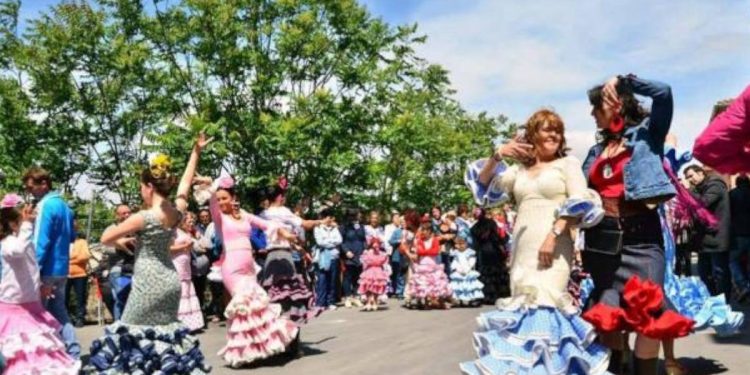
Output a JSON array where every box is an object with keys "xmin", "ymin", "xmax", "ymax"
[
  {"xmin": 357, "ymin": 237, "xmax": 389, "ymax": 311},
  {"xmin": 170, "ymin": 212, "xmax": 204, "ymax": 332},
  {"xmin": 404, "ymin": 215, "xmax": 453, "ymax": 309},
  {"xmin": 449, "ymin": 233, "xmax": 484, "ymax": 306},
  {"xmin": 0, "ymin": 193, "xmax": 79, "ymax": 374}
]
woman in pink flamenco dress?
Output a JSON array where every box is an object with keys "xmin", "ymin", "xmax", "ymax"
[
  {"xmin": 404, "ymin": 216, "xmax": 453, "ymax": 309},
  {"xmin": 0, "ymin": 193, "xmax": 79, "ymax": 374},
  {"xmin": 693, "ymin": 84, "xmax": 750, "ymax": 174},
  {"xmin": 171, "ymin": 213, "xmax": 205, "ymax": 332},
  {"xmin": 357, "ymin": 237, "xmax": 390, "ymax": 311},
  {"xmin": 195, "ymin": 176, "xmax": 298, "ymax": 368}
]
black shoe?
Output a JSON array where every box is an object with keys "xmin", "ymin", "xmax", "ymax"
[{"xmin": 73, "ymin": 320, "xmax": 85, "ymax": 328}]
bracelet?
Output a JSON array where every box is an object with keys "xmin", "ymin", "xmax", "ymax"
[{"xmin": 492, "ymin": 151, "xmax": 503, "ymax": 162}]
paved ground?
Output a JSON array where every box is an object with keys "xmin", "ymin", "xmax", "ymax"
[{"xmin": 76, "ymin": 299, "xmax": 750, "ymax": 375}]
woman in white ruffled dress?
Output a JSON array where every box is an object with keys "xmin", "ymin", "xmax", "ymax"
[{"xmin": 461, "ymin": 109, "xmax": 609, "ymax": 375}]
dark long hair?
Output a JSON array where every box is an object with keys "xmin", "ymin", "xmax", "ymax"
[
  {"xmin": 0, "ymin": 207, "xmax": 21, "ymax": 240},
  {"xmin": 588, "ymin": 81, "xmax": 649, "ymax": 142}
]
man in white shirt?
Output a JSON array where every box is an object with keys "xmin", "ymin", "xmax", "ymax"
[{"xmin": 313, "ymin": 209, "xmax": 342, "ymax": 309}]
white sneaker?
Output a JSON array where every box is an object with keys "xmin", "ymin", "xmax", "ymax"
[
  {"xmin": 344, "ymin": 298, "xmax": 352, "ymax": 308},
  {"xmin": 328, "ymin": 305, "xmax": 338, "ymax": 311},
  {"xmin": 352, "ymin": 298, "xmax": 364, "ymax": 307}
]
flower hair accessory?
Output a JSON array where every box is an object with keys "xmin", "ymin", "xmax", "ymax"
[
  {"xmin": 150, "ymin": 154, "xmax": 172, "ymax": 179},
  {"xmin": 218, "ymin": 176, "xmax": 235, "ymax": 189},
  {"xmin": 1, "ymin": 193, "xmax": 24, "ymax": 209}
]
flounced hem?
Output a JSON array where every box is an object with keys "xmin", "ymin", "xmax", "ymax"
[
  {"xmin": 460, "ymin": 293, "xmax": 609, "ymax": 375},
  {"xmin": 218, "ymin": 292, "xmax": 298, "ymax": 367},
  {"xmin": 583, "ymin": 276, "xmax": 694, "ymax": 340},
  {"xmin": 83, "ymin": 321, "xmax": 211, "ymax": 374}
]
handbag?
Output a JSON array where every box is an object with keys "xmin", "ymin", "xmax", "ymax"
[{"xmin": 583, "ymin": 217, "xmax": 623, "ymax": 255}]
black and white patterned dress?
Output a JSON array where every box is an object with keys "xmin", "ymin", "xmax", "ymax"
[{"xmin": 85, "ymin": 211, "xmax": 211, "ymax": 374}]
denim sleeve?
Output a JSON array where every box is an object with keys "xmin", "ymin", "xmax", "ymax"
[{"xmin": 626, "ymin": 76, "xmax": 673, "ymax": 146}]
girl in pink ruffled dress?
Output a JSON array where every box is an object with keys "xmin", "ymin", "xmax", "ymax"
[
  {"xmin": 170, "ymin": 212, "xmax": 205, "ymax": 332},
  {"xmin": 357, "ymin": 237, "xmax": 390, "ymax": 311},
  {"xmin": 0, "ymin": 193, "xmax": 79, "ymax": 374},
  {"xmin": 404, "ymin": 215, "xmax": 453, "ymax": 309}
]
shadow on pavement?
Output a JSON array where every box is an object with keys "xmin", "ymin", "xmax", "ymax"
[{"xmin": 665, "ymin": 357, "xmax": 728, "ymax": 375}]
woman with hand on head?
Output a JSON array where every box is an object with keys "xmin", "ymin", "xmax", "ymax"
[
  {"xmin": 461, "ymin": 109, "xmax": 609, "ymax": 375},
  {"xmin": 581, "ymin": 75, "xmax": 694, "ymax": 375}
]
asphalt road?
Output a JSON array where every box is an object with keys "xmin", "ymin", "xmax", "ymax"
[{"xmin": 76, "ymin": 300, "xmax": 750, "ymax": 374}]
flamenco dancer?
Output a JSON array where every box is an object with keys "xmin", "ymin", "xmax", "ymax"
[
  {"xmin": 0, "ymin": 194, "xmax": 80, "ymax": 374},
  {"xmin": 193, "ymin": 174, "xmax": 299, "ymax": 368},
  {"xmin": 85, "ymin": 135, "xmax": 212, "ymax": 373},
  {"xmin": 581, "ymin": 75, "xmax": 694, "ymax": 375},
  {"xmin": 260, "ymin": 178, "xmax": 329, "ymax": 350},
  {"xmin": 461, "ymin": 109, "xmax": 609, "ymax": 375},
  {"xmin": 171, "ymin": 212, "xmax": 205, "ymax": 332}
]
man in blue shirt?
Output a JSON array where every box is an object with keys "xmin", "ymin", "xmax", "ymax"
[{"xmin": 23, "ymin": 167, "xmax": 80, "ymax": 359}]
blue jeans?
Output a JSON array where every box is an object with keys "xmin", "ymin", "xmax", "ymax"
[
  {"xmin": 730, "ymin": 236, "xmax": 750, "ymax": 289},
  {"xmin": 108, "ymin": 268, "xmax": 131, "ymax": 320},
  {"xmin": 698, "ymin": 251, "xmax": 732, "ymax": 299},
  {"xmin": 390, "ymin": 261, "xmax": 406, "ymax": 297},
  {"xmin": 41, "ymin": 276, "xmax": 80, "ymax": 359},
  {"xmin": 315, "ymin": 263, "xmax": 339, "ymax": 307}
]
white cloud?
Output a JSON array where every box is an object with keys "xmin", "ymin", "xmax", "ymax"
[{"xmin": 404, "ymin": 0, "xmax": 750, "ymax": 153}]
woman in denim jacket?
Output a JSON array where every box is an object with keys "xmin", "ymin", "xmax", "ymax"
[{"xmin": 581, "ymin": 75, "xmax": 694, "ymax": 375}]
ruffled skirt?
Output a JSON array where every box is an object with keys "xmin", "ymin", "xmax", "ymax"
[
  {"xmin": 84, "ymin": 321, "xmax": 210, "ymax": 374},
  {"xmin": 460, "ymin": 303, "xmax": 609, "ymax": 375},
  {"xmin": 358, "ymin": 265, "xmax": 389, "ymax": 296},
  {"xmin": 217, "ymin": 283, "xmax": 299, "ymax": 367},
  {"xmin": 263, "ymin": 250, "xmax": 323, "ymax": 324},
  {"xmin": 0, "ymin": 301, "xmax": 80, "ymax": 374},
  {"xmin": 451, "ymin": 270, "xmax": 485, "ymax": 304},
  {"xmin": 405, "ymin": 258, "xmax": 453, "ymax": 305},
  {"xmin": 665, "ymin": 274, "xmax": 744, "ymax": 336},
  {"xmin": 178, "ymin": 280, "xmax": 205, "ymax": 332}
]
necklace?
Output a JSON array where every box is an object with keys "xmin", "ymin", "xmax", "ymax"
[{"xmin": 602, "ymin": 141, "xmax": 622, "ymax": 180}]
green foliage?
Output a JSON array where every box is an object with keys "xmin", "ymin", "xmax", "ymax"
[{"xmin": 0, "ymin": 0, "xmax": 512, "ymax": 213}]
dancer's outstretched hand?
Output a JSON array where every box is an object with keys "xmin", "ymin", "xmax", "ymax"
[
  {"xmin": 195, "ymin": 132, "xmax": 213, "ymax": 150},
  {"xmin": 495, "ymin": 136, "xmax": 533, "ymax": 162}
]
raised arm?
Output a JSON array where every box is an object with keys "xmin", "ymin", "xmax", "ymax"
[
  {"xmin": 622, "ymin": 75, "xmax": 673, "ymax": 146},
  {"xmin": 2, "ymin": 210, "xmax": 34, "ymax": 260},
  {"xmin": 175, "ymin": 133, "xmax": 212, "ymax": 213}
]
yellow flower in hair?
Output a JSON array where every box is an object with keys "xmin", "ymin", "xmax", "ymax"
[{"xmin": 150, "ymin": 154, "xmax": 172, "ymax": 178}]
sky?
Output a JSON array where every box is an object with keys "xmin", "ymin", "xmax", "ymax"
[
  {"xmin": 17, "ymin": 0, "xmax": 750, "ymax": 162},
  {"xmin": 359, "ymin": 0, "xmax": 750, "ymax": 159}
]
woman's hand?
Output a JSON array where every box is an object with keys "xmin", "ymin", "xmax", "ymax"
[
  {"xmin": 115, "ymin": 237, "xmax": 137, "ymax": 254},
  {"xmin": 195, "ymin": 132, "xmax": 213, "ymax": 151},
  {"xmin": 193, "ymin": 175, "xmax": 213, "ymax": 186},
  {"xmin": 495, "ymin": 136, "xmax": 533, "ymax": 162},
  {"xmin": 537, "ymin": 233, "xmax": 556, "ymax": 268},
  {"xmin": 602, "ymin": 76, "xmax": 622, "ymax": 113}
]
